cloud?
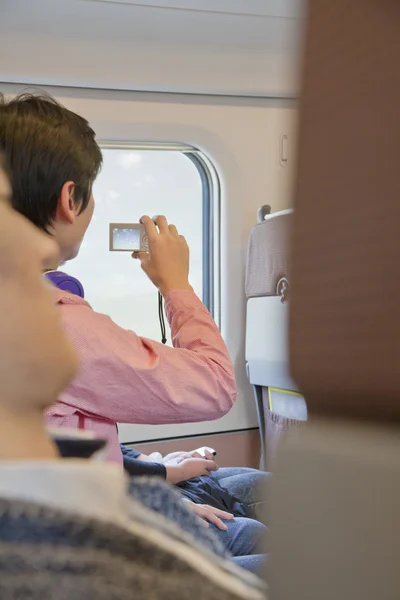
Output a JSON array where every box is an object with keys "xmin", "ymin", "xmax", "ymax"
[
  {"xmin": 107, "ymin": 190, "xmax": 121, "ymax": 201},
  {"xmin": 116, "ymin": 152, "xmax": 143, "ymax": 169}
]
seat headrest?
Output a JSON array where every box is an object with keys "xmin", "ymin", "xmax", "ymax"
[
  {"xmin": 289, "ymin": 0, "xmax": 400, "ymax": 421},
  {"xmin": 246, "ymin": 209, "xmax": 293, "ymax": 299}
]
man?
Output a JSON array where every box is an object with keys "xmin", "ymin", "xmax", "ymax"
[
  {"xmin": 0, "ymin": 152, "xmax": 266, "ymax": 598},
  {"xmin": 0, "ymin": 92, "xmax": 236, "ymax": 466}
]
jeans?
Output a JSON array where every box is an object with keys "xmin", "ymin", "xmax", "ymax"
[
  {"xmin": 210, "ymin": 517, "xmax": 267, "ymax": 574},
  {"xmin": 212, "ymin": 467, "xmax": 270, "ymax": 523},
  {"xmin": 208, "ymin": 467, "xmax": 270, "ymax": 575},
  {"xmin": 233, "ymin": 554, "xmax": 267, "ymax": 575},
  {"xmin": 129, "ymin": 467, "xmax": 269, "ymax": 576}
]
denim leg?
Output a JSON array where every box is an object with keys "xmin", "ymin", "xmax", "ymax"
[
  {"xmin": 212, "ymin": 467, "xmax": 270, "ymax": 522},
  {"xmin": 213, "ymin": 467, "xmax": 262, "ymax": 482},
  {"xmin": 232, "ymin": 554, "xmax": 268, "ymax": 576},
  {"xmin": 209, "ymin": 516, "xmax": 267, "ymax": 557}
]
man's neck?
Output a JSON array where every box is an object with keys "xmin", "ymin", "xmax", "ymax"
[
  {"xmin": 0, "ymin": 407, "xmax": 58, "ymax": 461},
  {"xmin": 43, "ymin": 262, "xmax": 61, "ymax": 272}
]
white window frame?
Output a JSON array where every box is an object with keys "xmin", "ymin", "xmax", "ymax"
[{"xmin": 99, "ymin": 141, "xmax": 221, "ymax": 323}]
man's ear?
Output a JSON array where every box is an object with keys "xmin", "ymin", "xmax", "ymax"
[{"xmin": 55, "ymin": 181, "xmax": 77, "ymax": 225}]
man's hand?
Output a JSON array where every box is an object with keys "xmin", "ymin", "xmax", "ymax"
[
  {"xmin": 165, "ymin": 457, "xmax": 218, "ymax": 485},
  {"xmin": 182, "ymin": 500, "xmax": 234, "ymax": 530},
  {"xmin": 132, "ymin": 215, "xmax": 193, "ymax": 296}
]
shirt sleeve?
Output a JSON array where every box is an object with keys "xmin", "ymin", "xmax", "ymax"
[
  {"xmin": 54, "ymin": 289, "xmax": 237, "ymax": 424},
  {"xmin": 122, "ymin": 456, "xmax": 167, "ymax": 479},
  {"xmin": 120, "ymin": 445, "xmax": 142, "ymax": 459}
]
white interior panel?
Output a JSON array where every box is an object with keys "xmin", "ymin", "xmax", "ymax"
[
  {"xmin": 87, "ymin": 0, "xmax": 305, "ymax": 19},
  {"xmin": 246, "ymin": 298, "xmax": 289, "ymax": 368},
  {"xmin": 1, "ymin": 83, "xmax": 297, "ymax": 442},
  {"xmin": 246, "ymin": 297, "xmax": 297, "ymax": 391},
  {"xmin": 0, "ymin": 0, "xmax": 305, "ymax": 97}
]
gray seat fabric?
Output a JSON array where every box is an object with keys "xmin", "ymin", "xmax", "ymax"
[
  {"xmin": 245, "ymin": 209, "xmax": 306, "ymax": 470},
  {"xmin": 269, "ymin": 1, "xmax": 400, "ymax": 598}
]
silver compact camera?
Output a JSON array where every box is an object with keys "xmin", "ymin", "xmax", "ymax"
[{"xmin": 109, "ymin": 223, "xmax": 149, "ymax": 252}]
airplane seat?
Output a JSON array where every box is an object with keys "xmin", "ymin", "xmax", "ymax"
[
  {"xmin": 245, "ymin": 207, "xmax": 307, "ymax": 470},
  {"xmin": 268, "ymin": 1, "xmax": 400, "ymax": 598}
]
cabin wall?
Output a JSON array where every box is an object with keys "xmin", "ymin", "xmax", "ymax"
[
  {"xmin": 0, "ymin": 0, "xmax": 304, "ymax": 97},
  {"xmin": 131, "ymin": 429, "xmax": 261, "ymax": 469},
  {"xmin": 0, "ymin": 83, "xmax": 298, "ymax": 445},
  {"xmin": 0, "ymin": 29, "xmax": 299, "ymax": 97}
]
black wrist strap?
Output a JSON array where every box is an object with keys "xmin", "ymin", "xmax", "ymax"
[{"xmin": 158, "ymin": 291, "xmax": 167, "ymax": 344}]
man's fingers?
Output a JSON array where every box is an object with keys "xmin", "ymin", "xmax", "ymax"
[
  {"xmin": 204, "ymin": 459, "xmax": 218, "ymax": 472},
  {"xmin": 153, "ymin": 215, "xmax": 169, "ymax": 233},
  {"xmin": 203, "ymin": 512, "xmax": 228, "ymax": 531},
  {"xmin": 168, "ymin": 224, "xmax": 179, "ymax": 237},
  {"xmin": 186, "ymin": 501, "xmax": 231, "ymax": 531},
  {"xmin": 179, "ymin": 234, "xmax": 188, "ymax": 247},
  {"xmin": 196, "ymin": 505, "xmax": 232, "ymax": 530},
  {"xmin": 131, "ymin": 251, "xmax": 149, "ymax": 269},
  {"xmin": 140, "ymin": 215, "xmax": 158, "ymax": 239},
  {"xmin": 206, "ymin": 507, "xmax": 234, "ymax": 520}
]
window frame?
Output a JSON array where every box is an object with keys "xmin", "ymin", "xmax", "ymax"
[{"xmin": 97, "ymin": 142, "xmax": 220, "ymax": 322}]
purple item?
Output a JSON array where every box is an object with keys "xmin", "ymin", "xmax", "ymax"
[{"xmin": 45, "ymin": 271, "xmax": 84, "ymax": 298}]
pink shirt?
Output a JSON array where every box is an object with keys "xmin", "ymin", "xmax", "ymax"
[{"xmin": 46, "ymin": 289, "xmax": 236, "ymax": 464}]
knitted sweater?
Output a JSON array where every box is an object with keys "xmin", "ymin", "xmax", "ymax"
[
  {"xmin": 0, "ymin": 497, "xmax": 266, "ymax": 600},
  {"xmin": 0, "ymin": 462, "xmax": 266, "ymax": 600}
]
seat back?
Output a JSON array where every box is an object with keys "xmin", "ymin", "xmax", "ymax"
[
  {"xmin": 269, "ymin": 1, "xmax": 400, "ymax": 598},
  {"xmin": 245, "ymin": 208, "xmax": 307, "ymax": 469}
]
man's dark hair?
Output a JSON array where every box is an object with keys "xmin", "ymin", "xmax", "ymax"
[
  {"xmin": 0, "ymin": 151, "xmax": 12, "ymax": 186},
  {"xmin": 0, "ymin": 92, "xmax": 102, "ymax": 231}
]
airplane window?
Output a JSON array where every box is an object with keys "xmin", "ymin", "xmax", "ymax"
[{"xmin": 67, "ymin": 145, "xmax": 216, "ymax": 342}]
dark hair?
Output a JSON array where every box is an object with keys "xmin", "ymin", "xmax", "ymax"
[
  {"xmin": 0, "ymin": 92, "xmax": 102, "ymax": 232},
  {"xmin": 0, "ymin": 151, "xmax": 11, "ymax": 186}
]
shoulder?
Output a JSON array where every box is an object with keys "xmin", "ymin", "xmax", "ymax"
[{"xmin": 52, "ymin": 287, "xmax": 92, "ymax": 309}]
